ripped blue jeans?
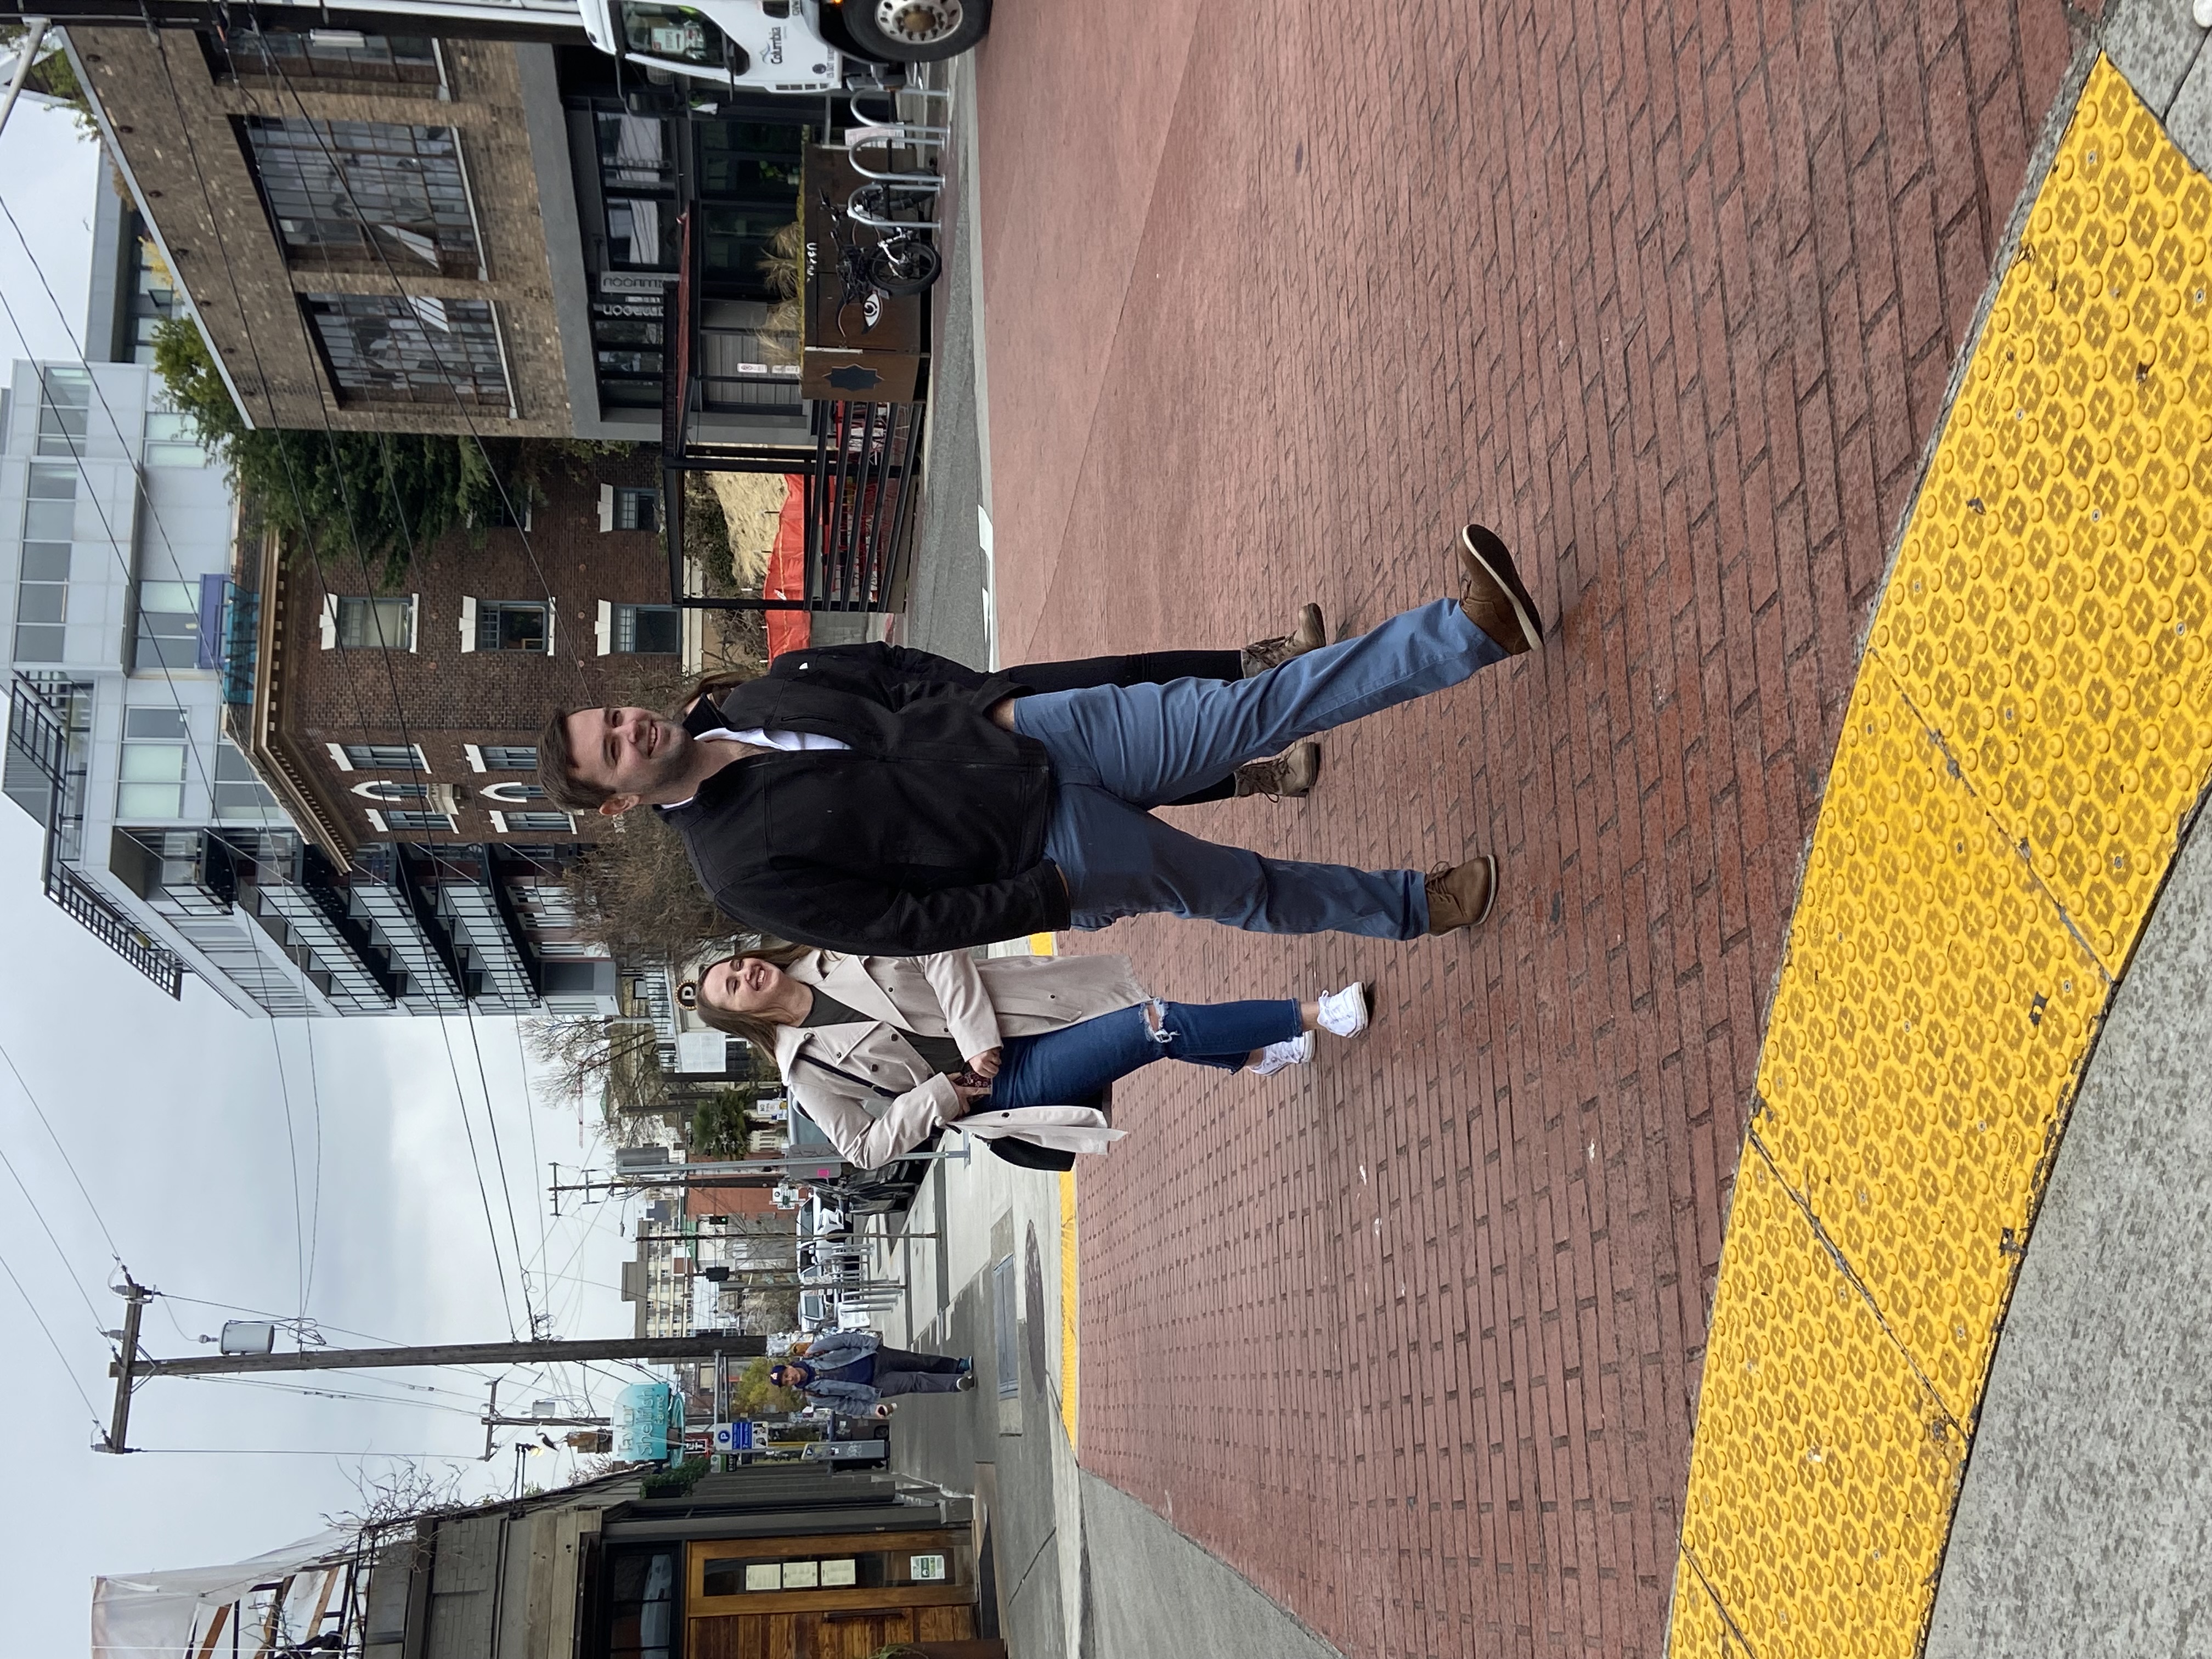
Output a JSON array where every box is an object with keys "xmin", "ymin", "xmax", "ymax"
[{"xmin": 986, "ymin": 1000, "xmax": 1303, "ymax": 1109}]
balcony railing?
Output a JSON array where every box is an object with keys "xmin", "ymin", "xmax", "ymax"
[
  {"xmin": 50, "ymin": 865, "xmax": 185, "ymax": 998},
  {"xmin": 10, "ymin": 675, "xmax": 185, "ymax": 999}
]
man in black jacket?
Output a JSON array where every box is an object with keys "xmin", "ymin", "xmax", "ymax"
[{"xmin": 539, "ymin": 527, "xmax": 1539, "ymax": 955}]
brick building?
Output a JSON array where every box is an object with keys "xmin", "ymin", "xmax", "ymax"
[
  {"xmin": 207, "ymin": 447, "xmax": 702, "ymax": 1015},
  {"xmin": 241, "ymin": 448, "xmax": 676, "ymax": 853},
  {"xmin": 61, "ymin": 18, "xmax": 815, "ymax": 452}
]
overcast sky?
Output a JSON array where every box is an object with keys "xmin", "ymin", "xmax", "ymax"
[{"xmin": 0, "ymin": 94, "xmax": 636, "ymax": 1657}]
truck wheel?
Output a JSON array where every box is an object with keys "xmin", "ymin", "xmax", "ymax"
[{"xmin": 838, "ymin": 0, "xmax": 990, "ymax": 63}]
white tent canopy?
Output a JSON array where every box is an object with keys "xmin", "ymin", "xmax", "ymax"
[{"xmin": 92, "ymin": 1530, "xmax": 354, "ymax": 1658}]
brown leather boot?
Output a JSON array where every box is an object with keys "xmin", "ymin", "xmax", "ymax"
[
  {"xmin": 1424, "ymin": 855, "xmax": 1498, "ymax": 934},
  {"xmin": 1242, "ymin": 602, "xmax": 1327, "ymax": 676},
  {"xmin": 1456, "ymin": 525, "xmax": 1543, "ymax": 654},
  {"xmin": 1232, "ymin": 742, "xmax": 1321, "ymax": 800}
]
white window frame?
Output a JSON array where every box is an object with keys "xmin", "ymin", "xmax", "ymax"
[
  {"xmin": 595, "ymin": 599, "xmax": 613, "ymax": 656},
  {"xmin": 481, "ymin": 780, "xmax": 544, "ymax": 804},
  {"xmin": 332, "ymin": 742, "xmax": 429, "ymax": 773},
  {"xmin": 464, "ymin": 596, "xmax": 556, "ymax": 656},
  {"xmin": 326, "ymin": 594, "xmax": 419, "ymax": 652},
  {"xmin": 352, "ymin": 779, "xmax": 435, "ymax": 802},
  {"xmin": 597, "ymin": 483, "xmax": 617, "ymax": 532},
  {"xmin": 489, "ymin": 808, "xmax": 574, "ymax": 834}
]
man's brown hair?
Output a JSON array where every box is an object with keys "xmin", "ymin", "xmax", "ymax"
[
  {"xmin": 535, "ymin": 708, "xmax": 610, "ymax": 812},
  {"xmin": 534, "ymin": 665, "xmax": 761, "ymax": 814}
]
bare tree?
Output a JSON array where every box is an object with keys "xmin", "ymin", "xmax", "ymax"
[
  {"xmin": 526, "ymin": 1015, "xmax": 669, "ymax": 1114},
  {"xmin": 565, "ymin": 810, "xmax": 744, "ymax": 970},
  {"xmin": 322, "ymin": 1460, "xmax": 470, "ymax": 1570}
]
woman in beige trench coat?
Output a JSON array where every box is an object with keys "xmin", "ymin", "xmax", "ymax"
[{"xmin": 685, "ymin": 945, "xmax": 1374, "ymax": 1170}]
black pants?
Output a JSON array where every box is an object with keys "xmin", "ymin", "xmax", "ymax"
[
  {"xmin": 1008, "ymin": 650, "xmax": 1243, "ymax": 806},
  {"xmin": 870, "ymin": 1345, "xmax": 969, "ymax": 1397}
]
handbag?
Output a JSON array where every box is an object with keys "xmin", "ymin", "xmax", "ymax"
[{"xmin": 793, "ymin": 1053, "xmax": 1103, "ymax": 1169}]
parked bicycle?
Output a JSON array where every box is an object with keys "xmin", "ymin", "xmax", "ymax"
[{"xmin": 818, "ymin": 188, "xmax": 941, "ymax": 333}]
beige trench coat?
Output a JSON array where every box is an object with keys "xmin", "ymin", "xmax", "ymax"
[{"xmin": 770, "ymin": 950, "xmax": 1150, "ymax": 1170}]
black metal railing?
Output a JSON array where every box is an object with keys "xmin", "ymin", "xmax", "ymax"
[
  {"xmin": 9, "ymin": 675, "xmax": 185, "ymax": 998},
  {"xmin": 804, "ymin": 396, "xmax": 927, "ymax": 613},
  {"xmin": 50, "ymin": 865, "xmax": 186, "ymax": 998}
]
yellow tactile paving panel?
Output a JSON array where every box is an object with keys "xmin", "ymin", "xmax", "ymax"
[
  {"xmin": 1669, "ymin": 57, "xmax": 2212, "ymax": 1657},
  {"xmin": 1666, "ymin": 1562, "xmax": 1751, "ymax": 1658},
  {"xmin": 1059, "ymin": 1168, "xmax": 1079, "ymax": 1444},
  {"xmin": 1875, "ymin": 67, "xmax": 2212, "ymax": 977},
  {"xmin": 1755, "ymin": 661, "xmax": 2108, "ymax": 1420},
  {"xmin": 1678, "ymin": 1159, "xmax": 1965, "ymax": 1659}
]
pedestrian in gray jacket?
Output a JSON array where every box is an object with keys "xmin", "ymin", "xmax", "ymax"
[{"xmin": 770, "ymin": 1330, "xmax": 974, "ymax": 1413}]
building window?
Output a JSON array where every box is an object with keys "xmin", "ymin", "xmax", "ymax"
[
  {"xmin": 379, "ymin": 809, "xmax": 457, "ymax": 833},
  {"xmin": 335, "ymin": 743, "xmax": 428, "ymax": 772},
  {"xmin": 476, "ymin": 600, "xmax": 549, "ymax": 653},
  {"xmin": 205, "ymin": 26, "xmax": 442, "ymax": 89},
  {"xmin": 117, "ymin": 706, "xmax": 191, "ymax": 820},
  {"xmin": 475, "ymin": 744, "xmax": 537, "ymax": 771},
  {"xmin": 493, "ymin": 810, "xmax": 575, "ymax": 833},
  {"xmin": 14, "ymin": 464, "xmax": 74, "ymax": 661},
  {"xmin": 328, "ymin": 595, "xmax": 416, "ymax": 651},
  {"xmin": 133, "ymin": 579, "xmax": 204, "ymax": 673},
  {"xmin": 353, "ymin": 780, "xmax": 433, "ymax": 802},
  {"xmin": 37, "ymin": 368, "xmax": 90, "ymax": 458},
  {"xmin": 303, "ymin": 293, "xmax": 509, "ymax": 407},
  {"xmin": 241, "ymin": 118, "xmax": 481, "ymax": 278},
  {"xmin": 481, "ymin": 781, "xmax": 546, "ymax": 804},
  {"xmin": 143, "ymin": 403, "xmax": 209, "ymax": 466},
  {"xmin": 613, "ymin": 604, "xmax": 680, "ymax": 654},
  {"xmin": 606, "ymin": 196, "xmax": 673, "ymax": 269},
  {"xmin": 214, "ymin": 741, "xmax": 283, "ymax": 821},
  {"xmin": 600, "ymin": 486, "xmax": 658, "ymax": 533},
  {"xmin": 480, "ymin": 490, "xmax": 533, "ymax": 531}
]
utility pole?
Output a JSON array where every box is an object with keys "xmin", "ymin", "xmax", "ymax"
[
  {"xmin": 100, "ymin": 1272, "xmax": 149, "ymax": 1455},
  {"xmin": 477, "ymin": 1379, "xmax": 610, "ymax": 1460},
  {"xmin": 99, "ymin": 1281, "xmax": 764, "ymax": 1454}
]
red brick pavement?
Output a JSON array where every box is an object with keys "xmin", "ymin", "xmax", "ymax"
[{"xmin": 971, "ymin": 2, "xmax": 2090, "ymax": 1653}]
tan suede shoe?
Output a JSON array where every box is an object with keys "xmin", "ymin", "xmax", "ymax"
[
  {"xmin": 1424, "ymin": 855, "xmax": 1498, "ymax": 934},
  {"xmin": 1456, "ymin": 525, "xmax": 1543, "ymax": 654},
  {"xmin": 1241, "ymin": 602, "xmax": 1327, "ymax": 676},
  {"xmin": 1233, "ymin": 741, "xmax": 1322, "ymax": 799}
]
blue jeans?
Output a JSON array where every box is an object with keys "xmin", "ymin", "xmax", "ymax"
[
  {"xmin": 1012, "ymin": 599, "xmax": 1506, "ymax": 938},
  {"xmin": 989, "ymin": 1000, "xmax": 1304, "ymax": 1108}
]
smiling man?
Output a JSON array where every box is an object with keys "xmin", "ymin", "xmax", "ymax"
[{"xmin": 538, "ymin": 526, "xmax": 1542, "ymax": 955}]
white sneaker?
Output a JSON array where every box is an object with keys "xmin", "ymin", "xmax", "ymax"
[
  {"xmin": 1316, "ymin": 981, "xmax": 1370, "ymax": 1037},
  {"xmin": 1248, "ymin": 1032, "xmax": 1314, "ymax": 1076}
]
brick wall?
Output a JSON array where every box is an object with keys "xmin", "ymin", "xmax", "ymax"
[{"xmin": 278, "ymin": 452, "xmax": 676, "ymax": 847}]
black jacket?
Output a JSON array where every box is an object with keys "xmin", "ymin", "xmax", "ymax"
[{"xmin": 660, "ymin": 642, "xmax": 1072, "ymax": 953}]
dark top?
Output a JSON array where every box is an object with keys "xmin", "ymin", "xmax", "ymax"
[
  {"xmin": 794, "ymin": 1353, "xmax": 873, "ymax": 1385},
  {"xmin": 659, "ymin": 642, "xmax": 1071, "ymax": 954},
  {"xmin": 801, "ymin": 989, "xmax": 968, "ymax": 1077}
]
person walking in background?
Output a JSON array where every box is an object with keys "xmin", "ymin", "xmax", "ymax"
[
  {"xmin": 538, "ymin": 525, "xmax": 1541, "ymax": 953},
  {"xmin": 681, "ymin": 943, "xmax": 1373, "ymax": 1170},
  {"xmin": 771, "ymin": 1331, "xmax": 975, "ymax": 1414}
]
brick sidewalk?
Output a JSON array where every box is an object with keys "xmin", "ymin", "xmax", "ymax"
[{"xmin": 973, "ymin": 2, "xmax": 2089, "ymax": 1653}]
